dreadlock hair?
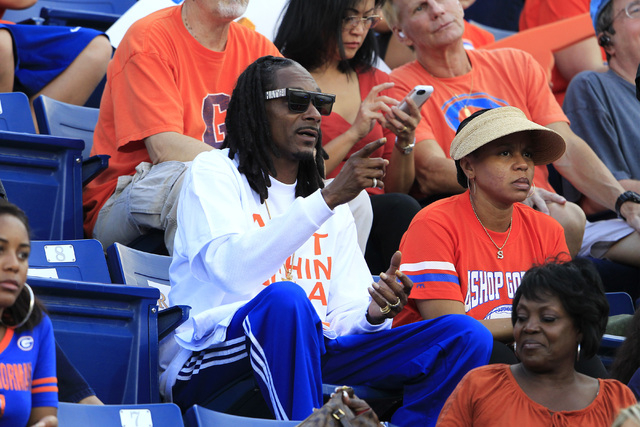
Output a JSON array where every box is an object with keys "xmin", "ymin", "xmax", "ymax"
[
  {"xmin": 0, "ymin": 199, "xmax": 45, "ymax": 333},
  {"xmin": 223, "ymin": 55, "xmax": 328, "ymax": 204},
  {"xmin": 274, "ymin": 0, "xmax": 384, "ymax": 74}
]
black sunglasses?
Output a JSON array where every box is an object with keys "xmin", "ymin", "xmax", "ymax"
[{"xmin": 264, "ymin": 88, "xmax": 336, "ymax": 116}]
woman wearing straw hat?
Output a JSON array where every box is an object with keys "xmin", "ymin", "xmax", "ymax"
[{"xmin": 393, "ymin": 106, "xmax": 569, "ymax": 346}]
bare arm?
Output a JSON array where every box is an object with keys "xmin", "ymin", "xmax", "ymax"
[
  {"xmin": 321, "ymin": 139, "xmax": 389, "ymax": 210},
  {"xmin": 0, "ymin": 0, "xmax": 37, "ymax": 9},
  {"xmin": 553, "ymin": 37, "xmax": 607, "ymax": 82},
  {"xmin": 380, "ymin": 101, "xmax": 421, "ymax": 194},
  {"xmin": 29, "ymin": 407, "xmax": 57, "ymax": 427},
  {"xmin": 323, "ymin": 82, "xmax": 395, "ymax": 175},
  {"xmin": 413, "ymin": 138, "xmax": 464, "ymax": 197},
  {"xmin": 144, "ymin": 131, "xmax": 214, "ymax": 164},
  {"xmin": 383, "ymin": 134, "xmax": 416, "ymax": 194},
  {"xmin": 580, "ymin": 179, "xmax": 640, "ymax": 215},
  {"xmin": 416, "ymin": 299, "xmax": 513, "ymax": 342},
  {"xmin": 548, "ymin": 122, "xmax": 623, "ymax": 210},
  {"xmin": 548, "ymin": 121, "xmax": 640, "ymax": 232}
]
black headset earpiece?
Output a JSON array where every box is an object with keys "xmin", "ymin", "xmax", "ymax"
[{"xmin": 599, "ymin": 33, "xmax": 611, "ymax": 47}]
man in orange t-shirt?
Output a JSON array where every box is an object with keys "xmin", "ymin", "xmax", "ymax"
[
  {"xmin": 382, "ymin": 0, "xmax": 640, "ymax": 265},
  {"xmin": 83, "ymin": 0, "xmax": 280, "ymax": 253}
]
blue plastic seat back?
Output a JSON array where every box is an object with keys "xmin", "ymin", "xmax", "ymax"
[
  {"xmin": 28, "ymin": 239, "xmax": 111, "ymax": 283},
  {"xmin": 599, "ymin": 292, "xmax": 635, "ymax": 367},
  {"xmin": 29, "ymin": 276, "xmax": 160, "ymax": 404},
  {"xmin": 184, "ymin": 405, "xmax": 299, "ymax": 427},
  {"xmin": 0, "ymin": 131, "xmax": 83, "ymax": 240},
  {"xmin": 107, "ymin": 242, "xmax": 173, "ymax": 310},
  {"xmin": 34, "ymin": 95, "xmax": 99, "ymax": 159},
  {"xmin": 0, "ymin": 92, "xmax": 36, "ymax": 132},
  {"xmin": 607, "ymin": 292, "xmax": 635, "ymax": 316},
  {"xmin": 58, "ymin": 402, "xmax": 184, "ymax": 427},
  {"xmin": 105, "ymin": 242, "xmax": 190, "ymax": 340},
  {"xmin": 2, "ymin": 0, "xmax": 136, "ymax": 23}
]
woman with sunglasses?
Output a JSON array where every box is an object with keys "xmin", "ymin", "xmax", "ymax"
[
  {"xmin": 0, "ymin": 200, "xmax": 58, "ymax": 427},
  {"xmin": 275, "ymin": 0, "xmax": 423, "ymax": 274}
]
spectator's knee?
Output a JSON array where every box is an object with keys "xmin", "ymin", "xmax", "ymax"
[
  {"xmin": 549, "ymin": 201, "xmax": 586, "ymax": 257},
  {"xmin": 0, "ymin": 29, "xmax": 14, "ymax": 63},
  {"xmin": 451, "ymin": 314, "xmax": 494, "ymax": 353},
  {"xmin": 81, "ymin": 35, "xmax": 113, "ymax": 70},
  {"xmin": 260, "ymin": 281, "xmax": 311, "ymax": 314}
]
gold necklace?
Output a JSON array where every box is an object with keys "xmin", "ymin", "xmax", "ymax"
[
  {"xmin": 470, "ymin": 194, "xmax": 512, "ymax": 260},
  {"xmin": 264, "ymin": 200, "xmax": 296, "ymax": 281},
  {"xmin": 440, "ymin": 66, "xmax": 474, "ymax": 118}
]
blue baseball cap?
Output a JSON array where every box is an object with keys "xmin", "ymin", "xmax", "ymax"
[{"xmin": 591, "ymin": 0, "xmax": 613, "ymax": 31}]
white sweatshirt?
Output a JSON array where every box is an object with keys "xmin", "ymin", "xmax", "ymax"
[{"xmin": 159, "ymin": 149, "xmax": 389, "ymax": 398}]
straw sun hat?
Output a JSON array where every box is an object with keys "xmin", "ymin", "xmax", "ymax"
[{"xmin": 449, "ymin": 106, "xmax": 566, "ymax": 166}]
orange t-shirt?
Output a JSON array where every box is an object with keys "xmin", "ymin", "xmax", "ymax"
[
  {"xmin": 519, "ymin": 0, "xmax": 603, "ymax": 105},
  {"xmin": 462, "ymin": 20, "xmax": 495, "ymax": 50},
  {"xmin": 438, "ymin": 365, "xmax": 637, "ymax": 426},
  {"xmin": 389, "ymin": 48, "xmax": 568, "ymax": 198},
  {"xmin": 82, "ymin": 5, "xmax": 281, "ymax": 236},
  {"xmin": 394, "ymin": 192, "xmax": 568, "ymax": 327}
]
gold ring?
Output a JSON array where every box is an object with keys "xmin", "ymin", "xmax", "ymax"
[
  {"xmin": 380, "ymin": 304, "xmax": 391, "ymax": 314},
  {"xmin": 389, "ymin": 297, "xmax": 401, "ymax": 308},
  {"xmin": 400, "ymin": 125, "xmax": 408, "ymax": 133}
]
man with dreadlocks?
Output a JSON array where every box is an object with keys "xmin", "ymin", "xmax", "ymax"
[{"xmin": 159, "ymin": 56, "xmax": 492, "ymax": 427}]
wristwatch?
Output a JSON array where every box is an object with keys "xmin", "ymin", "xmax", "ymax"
[
  {"xmin": 615, "ymin": 191, "xmax": 640, "ymax": 221},
  {"xmin": 395, "ymin": 137, "xmax": 415, "ymax": 155}
]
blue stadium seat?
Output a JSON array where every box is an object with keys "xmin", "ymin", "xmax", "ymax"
[
  {"xmin": 0, "ymin": 93, "xmax": 85, "ymax": 239},
  {"xmin": 607, "ymin": 292, "xmax": 635, "ymax": 316},
  {"xmin": 599, "ymin": 292, "xmax": 635, "ymax": 368},
  {"xmin": 34, "ymin": 95, "xmax": 98, "ymax": 160},
  {"xmin": 0, "ymin": 92, "xmax": 35, "ymax": 132},
  {"xmin": 184, "ymin": 405, "xmax": 298, "ymax": 427},
  {"xmin": 105, "ymin": 242, "xmax": 190, "ymax": 340},
  {"xmin": 33, "ymin": 95, "xmax": 109, "ymax": 184},
  {"xmin": 28, "ymin": 239, "xmax": 111, "ymax": 283},
  {"xmin": 39, "ymin": 7, "xmax": 120, "ymax": 31},
  {"xmin": 28, "ymin": 276, "xmax": 161, "ymax": 404},
  {"xmin": 0, "ymin": 130, "xmax": 83, "ymax": 240},
  {"xmin": 2, "ymin": 0, "xmax": 137, "ymax": 24},
  {"xmin": 107, "ymin": 242, "xmax": 172, "ymax": 309},
  {"xmin": 58, "ymin": 402, "xmax": 185, "ymax": 427}
]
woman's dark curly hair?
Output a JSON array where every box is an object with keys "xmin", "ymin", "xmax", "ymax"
[
  {"xmin": 274, "ymin": 0, "xmax": 384, "ymax": 74},
  {"xmin": 0, "ymin": 199, "xmax": 45, "ymax": 333},
  {"xmin": 512, "ymin": 257, "xmax": 609, "ymax": 361},
  {"xmin": 223, "ymin": 55, "xmax": 328, "ymax": 203}
]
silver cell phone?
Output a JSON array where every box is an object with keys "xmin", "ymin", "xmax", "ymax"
[{"xmin": 398, "ymin": 85, "xmax": 434, "ymax": 114}]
